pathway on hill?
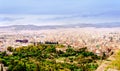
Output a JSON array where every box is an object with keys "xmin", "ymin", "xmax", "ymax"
[{"xmin": 96, "ymin": 50, "xmax": 120, "ymax": 71}]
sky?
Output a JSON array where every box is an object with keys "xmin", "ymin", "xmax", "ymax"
[{"xmin": 0, "ymin": 0, "xmax": 120, "ymax": 26}]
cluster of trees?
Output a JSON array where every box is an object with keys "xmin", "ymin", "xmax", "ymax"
[{"xmin": 0, "ymin": 44, "xmax": 103, "ymax": 71}]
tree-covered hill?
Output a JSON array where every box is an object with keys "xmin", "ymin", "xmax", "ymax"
[{"xmin": 0, "ymin": 44, "xmax": 103, "ymax": 71}]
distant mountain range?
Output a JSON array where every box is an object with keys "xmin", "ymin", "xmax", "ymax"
[{"xmin": 0, "ymin": 22, "xmax": 120, "ymax": 30}]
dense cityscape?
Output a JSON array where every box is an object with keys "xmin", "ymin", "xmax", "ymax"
[{"xmin": 0, "ymin": 28, "xmax": 120, "ymax": 55}]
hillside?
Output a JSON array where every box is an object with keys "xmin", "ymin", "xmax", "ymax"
[{"xmin": 0, "ymin": 44, "xmax": 104, "ymax": 71}]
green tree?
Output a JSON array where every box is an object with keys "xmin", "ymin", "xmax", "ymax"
[{"xmin": 7, "ymin": 46, "xmax": 14, "ymax": 52}]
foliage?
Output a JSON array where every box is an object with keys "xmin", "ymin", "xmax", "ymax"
[
  {"xmin": 7, "ymin": 46, "xmax": 14, "ymax": 52},
  {"xmin": 0, "ymin": 44, "xmax": 101, "ymax": 71},
  {"xmin": 106, "ymin": 50, "xmax": 120, "ymax": 70}
]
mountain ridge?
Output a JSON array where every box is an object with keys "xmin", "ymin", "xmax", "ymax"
[{"xmin": 0, "ymin": 22, "xmax": 120, "ymax": 30}]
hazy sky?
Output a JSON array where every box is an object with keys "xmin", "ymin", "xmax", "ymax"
[{"xmin": 0, "ymin": 0, "xmax": 120, "ymax": 26}]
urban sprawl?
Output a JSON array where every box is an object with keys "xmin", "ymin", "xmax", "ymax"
[{"xmin": 0, "ymin": 28, "xmax": 120, "ymax": 56}]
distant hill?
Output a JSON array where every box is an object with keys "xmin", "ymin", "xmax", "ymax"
[{"xmin": 0, "ymin": 22, "xmax": 120, "ymax": 30}]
